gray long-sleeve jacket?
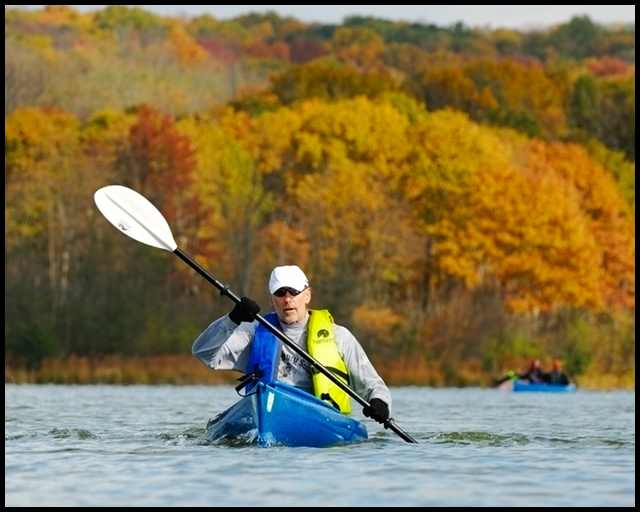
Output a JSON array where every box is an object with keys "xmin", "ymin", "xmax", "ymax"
[{"xmin": 191, "ymin": 311, "xmax": 392, "ymax": 413}]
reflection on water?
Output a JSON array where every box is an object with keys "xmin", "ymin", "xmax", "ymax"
[{"xmin": 5, "ymin": 384, "xmax": 635, "ymax": 506}]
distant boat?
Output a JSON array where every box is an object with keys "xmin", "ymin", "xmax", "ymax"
[{"xmin": 497, "ymin": 379, "xmax": 576, "ymax": 393}]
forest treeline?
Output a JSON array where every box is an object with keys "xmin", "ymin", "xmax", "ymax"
[{"xmin": 4, "ymin": 6, "xmax": 635, "ymax": 388}]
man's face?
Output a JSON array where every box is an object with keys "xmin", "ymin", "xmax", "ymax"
[{"xmin": 269, "ymin": 287, "xmax": 311, "ymax": 325}]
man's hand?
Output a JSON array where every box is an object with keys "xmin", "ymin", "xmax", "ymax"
[
  {"xmin": 229, "ymin": 297, "xmax": 260, "ymax": 325},
  {"xmin": 363, "ymin": 398, "xmax": 389, "ymax": 424}
]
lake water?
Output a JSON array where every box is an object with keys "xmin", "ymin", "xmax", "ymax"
[{"xmin": 5, "ymin": 384, "xmax": 635, "ymax": 507}]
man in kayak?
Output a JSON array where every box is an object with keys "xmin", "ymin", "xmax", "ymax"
[
  {"xmin": 544, "ymin": 359, "xmax": 570, "ymax": 385},
  {"xmin": 191, "ymin": 264, "xmax": 392, "ymax": 424},
  {"xmin": 518, "ymin": 358, "xmax": 545, "ymax": 384}
]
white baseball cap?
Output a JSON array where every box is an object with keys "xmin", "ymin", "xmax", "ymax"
[{"xmin": 268, "ymin": 265, "xmax": 309, "ymax": 294}]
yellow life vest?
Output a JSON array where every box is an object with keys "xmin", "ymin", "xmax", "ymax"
[{"xmin": 307, "ymin": 309, "xmax": 351, "ymax": 414}]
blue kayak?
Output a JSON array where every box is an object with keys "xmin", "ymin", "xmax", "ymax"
[
  {"xmin": 204, "ymin": 380, "xmax": 368, "ymax": 447},
  {"xmin": 512, "ymin": 380, "xmax": 576, "ymax": 393}
]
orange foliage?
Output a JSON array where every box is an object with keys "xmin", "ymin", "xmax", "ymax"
[
  {"xmin": 167, "ymin": 24, "xmax": 209, "ymax": 66},
  {"xmin": 352, "ymin": 305, "xmax": 408, "ymax": 351},
  {"xmin": 246, "ymin": 39, "xmax": 290, "ymax": 60},
  {"xmin": 419, "ymin": 58, "xmax": 568, "ymax": 139},
  {"xmin": 586, "ymin": 57, "xmax": 632, "ymax": 77},
  {"xmin": 418, "ymin": 66, "xmax": 499, "ymax": 116},
  {"xmin": 521, "ymin": 141, "xmax": 635, "ymax": 310},
  {"xmin": 488, "ymin": 165, "xmax": 602, "ymax": 312},
  {"xmin": 258, "ymin": 220, "xmax": 312, "ymax": 274},
  {"xmin": 331, "ymin": 27, "xmax": 386, "ymax": 72},
  {"xmin": 40, "ymin": 5, "xmax": 85, "ymax": 27},
  {"xmin": 126, "ymin": 104, "xmax": 204, "ymax": 283},
  {"xmin": 402, "ymin": 109, "xmax": 631, "ymax": 313},
  {"xmin": 128, "ymin": 104, "xmax": 196, "ymax": 204}
]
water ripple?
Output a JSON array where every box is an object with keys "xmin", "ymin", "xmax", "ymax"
[{"xmin": 5, "ymin": 384, "xmax": 635, "ymax": 507}]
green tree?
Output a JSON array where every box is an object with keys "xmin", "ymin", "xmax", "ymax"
[
  {"xmin": 598, "ymin": 76, "xmax": 635, "ymax": 161},
  {"xmin": 568, "ymin": 74, "xmax": 601, "ymax": 137},
  {"xmin": 548, "ymin": 16, "xmax": 603, "ymax": 60}
]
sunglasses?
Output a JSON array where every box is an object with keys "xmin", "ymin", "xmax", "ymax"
[{"xmin": 273, "ymin": 287, "xmax": 303, "ymax": 297}]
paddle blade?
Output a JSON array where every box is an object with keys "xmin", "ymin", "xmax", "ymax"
[{"xmin": 94, "ymin": 185, "xmax": 178, "ymax": 252}]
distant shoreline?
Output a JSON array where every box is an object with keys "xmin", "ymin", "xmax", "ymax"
[{"xmin": 5, "ymin": 354, "xmax": 635, "ymax": 391}]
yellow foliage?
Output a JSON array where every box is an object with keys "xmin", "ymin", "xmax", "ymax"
[
  {"xmin": 5, "ymin": 107, "xmax": 81, "ymax": 246},
  {"xmin": 15, "ymin": 34, "xmax": 60, "ymax": 63},
  {"xmin": 200, "ymin": 95, "xmax": 633, "ymax": 316}
]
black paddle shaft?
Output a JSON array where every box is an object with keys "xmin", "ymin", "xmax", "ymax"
[{"xmin": 174, "ymin": 248, "xmax": 418, "ymax": 444}]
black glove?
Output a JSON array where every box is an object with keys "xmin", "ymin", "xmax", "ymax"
[
  {"xmin": 363, "ymin": 398, "xmax": 389, "ymax": 424},
  {"xmin": 229, "ymin": 297, "xmax": 260, "ymax": 325}
]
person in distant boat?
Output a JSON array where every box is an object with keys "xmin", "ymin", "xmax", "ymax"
[
  {"xmin": 518, "ymin": 358, "xmax": 545, "ymax": 384},
  {"xmin": 544, "ymin": 359, "xmax": 570, "ymax": 386},
  {"xmin": 495, "ymin": 369, "xmax": 517, "ymax": 386},
  {"xmin": 191, "ymin": 264, "xmax": 392, "ymax": 425}
]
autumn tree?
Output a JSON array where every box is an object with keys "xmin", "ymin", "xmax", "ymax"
[
  {"xmin": 597, "ymin": 75, "xmax": 635, "ymax": 161},
  {"xmin": 269, "ymin": 61, "xmax": 399, "ymax": 106},
  {"xmin": 166, "ymin": 23, "xmax": 209, "ymax": 66},
  {"xmin": 177, "ymin": 110, "xmax": 275, "ymax": 299},
  {"xmin": 5, "ymin": 106, "xmax": 114, "ymax": 363},
  {"xmin": 288, "ymin": 37, "xmax": 328, "ymax": 63},
  {"xmin": 120, "ymin": 104, "xmax": 200, "ymax": 240},
  {"xmin": 413, "ymin": 58, "xmax": 569, "ymax": 139},
  {"xmin": 331, "ymin": 26, "xmax": 386, "ymax": 72}
]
